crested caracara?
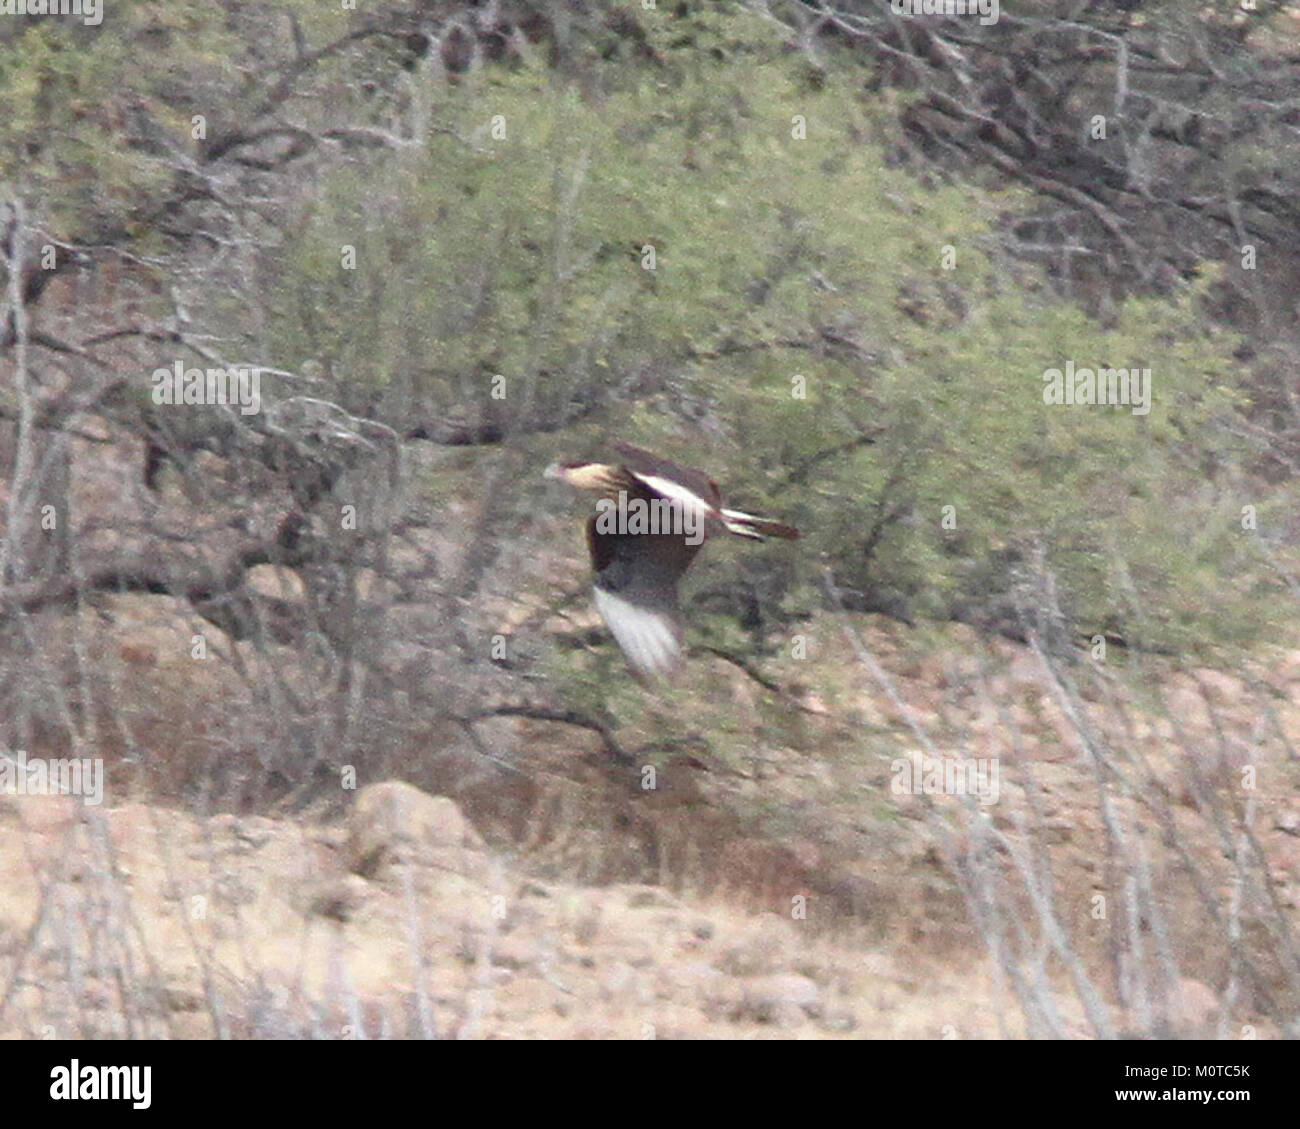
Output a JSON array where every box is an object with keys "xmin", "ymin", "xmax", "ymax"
[{"xmin": 544, "ymin": 441, "xmax": 799, "ymax": 683}]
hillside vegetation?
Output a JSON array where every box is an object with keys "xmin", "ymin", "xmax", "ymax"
[{"xmin": 1, "ymin": 1, "xmax": 1298, "ymax": 1041}]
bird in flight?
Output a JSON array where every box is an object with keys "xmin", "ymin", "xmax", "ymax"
[{"xmin": 545, "ymin": 442, "xmax": 799, "ymax": 683}]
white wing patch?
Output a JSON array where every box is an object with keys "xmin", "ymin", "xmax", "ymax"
[
  {"xmin": 593, "ymin": 585, "xmax": 683, "ymax": 681},
  {"xmin": 631, "ymin": 474, "xmax": 715, "ymax": 522}
]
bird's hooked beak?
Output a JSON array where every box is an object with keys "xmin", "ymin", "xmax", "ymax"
[{"xmin": 543, "ymin": 461, "xmax": 565, "ymax": 482}]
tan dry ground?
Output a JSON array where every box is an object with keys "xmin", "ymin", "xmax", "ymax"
[
  {"xmin": 1, "ymin": 599, "xmax": 1298, "ymax": 1039},
  {"xmin": 0, "ymin": 780, "xmax": 1025, "ymax": 1039}
]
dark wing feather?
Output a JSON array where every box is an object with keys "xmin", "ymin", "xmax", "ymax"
[
  {"xmin": 611, "ymin": 441, "xmax": 721, "ymax": 510},
  {"xmin": 586, "ymin": 516, "xmax": 702, "ymax": 682}
]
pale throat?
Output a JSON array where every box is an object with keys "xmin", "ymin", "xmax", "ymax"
[{"xmin": 565, "ymin": 464, "xmax": 627, "ymax": 493}]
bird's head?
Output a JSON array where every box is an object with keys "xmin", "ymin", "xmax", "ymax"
[{"xmin": 543, "ymin": 459, "xmax": 620, "ymax": 492}]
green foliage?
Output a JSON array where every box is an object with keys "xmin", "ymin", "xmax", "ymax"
[
  {"xmin": 0, "ymin": 10, "xmax": 236, "ymax": 230},
  {"xmin": 222, "ymin": 4, "xmax": 1292, "ymax": 658}
]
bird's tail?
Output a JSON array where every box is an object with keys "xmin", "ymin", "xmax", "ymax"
[{"xmin": 718, "ymin": 508, "xmax": 800, "ymax": 541}]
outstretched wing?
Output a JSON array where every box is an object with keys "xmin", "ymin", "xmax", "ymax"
[
  {"xmin": 612, "ymin": 441, "xmax": 799, "ymax": 541},
  {"xmin": 586, "ymin": 516, "xmax": 702, "ymax": 683},
  {"xmin": 611, "ymin": 441, "xmax": 722, "ymax": 515}
]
